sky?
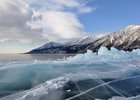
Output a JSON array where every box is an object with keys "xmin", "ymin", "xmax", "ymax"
[{"xmin": 0, "ymin": 0, "xmax": 140, "ymax": 54}]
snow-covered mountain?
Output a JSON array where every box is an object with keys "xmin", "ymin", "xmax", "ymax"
[
  {"xmin": 87, "ymin": 25, "xmax": 140, "ymax": 52},
  {"xmin": 64, "ymin": 34, "xmax": 105, "ymax": 45},
  {"xmin": 27, "ymin": 25, "xmax": 140, "ymax": 54},
  {"xmin": 36, "ymin": 42, "xmax": 62, "ymax": 50}
]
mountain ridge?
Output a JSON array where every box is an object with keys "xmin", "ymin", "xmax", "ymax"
[{"xmin": 27, "ymin": 25, "xmax": 140, "ymax": 54}]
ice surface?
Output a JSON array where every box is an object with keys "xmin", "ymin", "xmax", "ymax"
[
  {"xmin": 109, "ymin": 95, "xmax": 140, "ymax": 100},
  {"xmin": 0, "ymin": 47, "xmax": 140, "ymax": 100}
]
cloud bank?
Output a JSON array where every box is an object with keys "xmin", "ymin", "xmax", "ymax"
[{"xmin": 0, "ymin": 0, "xmax": 95, "ymax": 53}]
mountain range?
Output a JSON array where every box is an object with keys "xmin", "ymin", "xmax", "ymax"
[{"xmin": 27, "ymin": 25, "xmax": 140, "ymax": 54}]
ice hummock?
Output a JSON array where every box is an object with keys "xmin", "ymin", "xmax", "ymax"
[{"xmin": 0, "ymin": 47, "xmax": 140, "ymax": 100}]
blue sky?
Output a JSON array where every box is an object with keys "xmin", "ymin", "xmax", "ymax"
[
  {"xmin": 0, "ymin": 0, "xmax": 140, "ymax": 53},
  {"xmin": 80, "ymin": 0, "xmax": 140, "ymax": 34}
]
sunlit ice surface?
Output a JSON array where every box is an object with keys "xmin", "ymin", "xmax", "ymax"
[{"xmin": 0, "ymin": 47, "xmax": 140, "ymax": 100}]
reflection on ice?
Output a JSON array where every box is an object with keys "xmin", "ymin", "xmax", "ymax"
[{"xmin": 0, "ymin": 47, "xmax": 140, "ymax": 100}]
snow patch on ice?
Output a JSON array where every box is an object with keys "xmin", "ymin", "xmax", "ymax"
[{"xmin": 109, "ymin": 95, "xmax": 140, "ymax": 100}]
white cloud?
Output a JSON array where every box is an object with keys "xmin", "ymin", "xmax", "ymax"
[
  {"xmin": 28, "ymin": 0, "xmax": 94, "ymax": 13},
  {"xmin": 0, "ymin": 0, "xmax": 95, "ymax": 53},
  {"xmin": 0, "ymin": 0, "xmax": 32, "ymax": 27},
  {"xmin": 29, "ymin": 11, "xmax": 85, "ymax": 39},
  {"xmin": 79, "ymin": 6, "xmax": 96, "ymax": 14},
  {"xmin": 0, "ymin": 0, "xmax": 46, "ymax": 45},
  {"xmin": 53, "ymin": 0, "xmax": 80, "ymax": 8},
  {"xmin": 28, "ymin": 0, "xmax": 95, "ymax": 41}
]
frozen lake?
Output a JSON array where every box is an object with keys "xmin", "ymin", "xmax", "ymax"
[{"xmin": 0, "ymin": 47, "xmax": 140, "ymax": 100}]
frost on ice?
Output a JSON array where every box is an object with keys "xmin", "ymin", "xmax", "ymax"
[{"xmin": 0, "ymin": 47, "xmax": 140, "ymax": 100}]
